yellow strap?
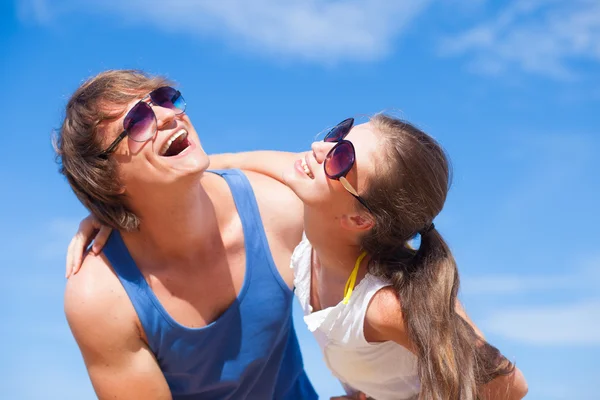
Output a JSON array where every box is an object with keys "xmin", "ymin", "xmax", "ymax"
[{"xmin": 342, "ymin": 251, "xmax": 368, "ymax": 305}]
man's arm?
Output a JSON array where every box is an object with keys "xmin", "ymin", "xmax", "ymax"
[
  {"xmin": 65, "ymin": 255, "xmax": 171, "ymax": 399},
  {"xmin": 210, "ymin": 151, "xmax": 302, "ymax": 184}
]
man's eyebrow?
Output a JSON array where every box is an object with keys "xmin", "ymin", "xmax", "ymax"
[{"xmin": 97, "ymin": 111, "xmax": 126, "ymax": 140}]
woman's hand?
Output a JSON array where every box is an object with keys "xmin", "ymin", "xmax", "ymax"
[{"xmin": 65, "ymin": 215, "xmax": 112, "ymax": 278}]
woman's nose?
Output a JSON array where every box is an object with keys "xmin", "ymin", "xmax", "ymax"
[{"xmin": 311, "ymin": 141, "xmax": 335, "ymax": 163}]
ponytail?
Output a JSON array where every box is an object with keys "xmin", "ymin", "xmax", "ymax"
[
  {"xmin": 369, "ymin": 227, "xmax": 514, "ymax": 399},
  {"xmin": 362, "ymin": 113, "xmax": 515, "ymax": 399}
]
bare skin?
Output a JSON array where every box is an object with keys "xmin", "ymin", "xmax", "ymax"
[
  {"xmin": 62, "ymin": 86, "xmax": 306, "ymax": 399},
  {"xmin": 69, "ymin": 140, "xmax": 527, "ymax": 399},
  {"xmin": 211, "ymin": 147, "xmax": 529, "ymax": 400},
  {"xmin": 66, "ymin": 171, "xmax": 303, "ymax": 399}
]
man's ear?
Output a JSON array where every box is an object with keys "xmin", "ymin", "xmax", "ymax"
[{"xmin": 340, "ymin": 212, "xmax": 374, "ymax": 232}]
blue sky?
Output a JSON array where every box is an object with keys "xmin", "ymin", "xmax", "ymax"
[{"xmin": 1, "ymin": 0, "xmax": 599, "ymax": 398}]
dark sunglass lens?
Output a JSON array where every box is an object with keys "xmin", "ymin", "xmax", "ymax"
[
  {"xmin": 124, "ymin": 102, "xmax": 156, "ymax": 142},
  {"xmin": 325, "ymin": 141, "xmax": 355, "ymax": 178},
  {"xmin": 151, "ymin": 86, "xmax": 186, "ymax": 113},
  {"xmin": 324, "ymin": 118, "xmax": 354, "ymax": 142}
]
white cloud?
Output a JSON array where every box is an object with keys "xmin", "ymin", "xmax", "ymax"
[
  {"xmin": 462, "ymin": 161, "xmax": 600, "ymax": 347},
  {"xmin": 439, "ymin": 0, "xmax": 600, "ymax": 78},
  {"xmin": 463, "ymin": 274, "xmax": 579, "ymax": 295},
  {"xmin": 17, "ymin": 0, "xmax": 431, "ymax": 64},
  {"xmin": 463, "ymin": 254, "xmax": 600, "ymax": 346},
  {"xmin": 16, "ymin": 0, "xmax": 54, "ymax": 23},
  {"xmin": 462, "ymin": 254, "xmax": 600, "ymax": 295},
  {"xmin": 483, "ymin": 299, "xmax": 600, "ymax": 345}
]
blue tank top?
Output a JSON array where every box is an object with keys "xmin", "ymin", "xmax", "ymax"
[{"xmin": 102, "ymin": 169, "xmax": 317, "ymax": 399}]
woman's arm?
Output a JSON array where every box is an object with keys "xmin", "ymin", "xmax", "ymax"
[
  {"xmin": 209, "ymin": 151, "xmax": 302, "ymax": 184},
  {"xmin": 455, "ymin": 302, "xmax": 528, "ymax": 399},
  {"xmin": 364, "ymin": 290, "xmax": 528, "ymax": 400},
  {"xmin": 64, "ymin": 151, "xmax": 303, "ymax": 277}
]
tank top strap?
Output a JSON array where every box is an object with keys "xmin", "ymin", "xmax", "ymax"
[
  {"xmin": 208, "ymin": 169, "xmax": 288, "ymax": 290},
  {"xmin": 208, "ymin": 169, "xmax": 262, "ymax": 251},
  {"xmin": 102, "ymin": 231, "xmax": 165, "ymax": 353},
  {"xmin": 103, "ymin": 169, "xmax": 288, "ymax": 355}
]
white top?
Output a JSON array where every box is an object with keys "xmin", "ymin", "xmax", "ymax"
[{"xmin": 291, "ymin": 235, "xmax": 420, "ymax": 400}]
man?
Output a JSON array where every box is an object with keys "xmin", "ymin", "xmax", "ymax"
[{"xmin": 57, "ymin": 70, "xmax": 317, "ymax": 399}]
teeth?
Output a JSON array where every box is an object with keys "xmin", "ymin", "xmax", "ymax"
[
  {"xmin": 160, "ymin": 129, "xmax": 188, "ymax": 155},
  {"xmin": 301, "ymin": 158, "xmax": 314, "ymax": 178}
]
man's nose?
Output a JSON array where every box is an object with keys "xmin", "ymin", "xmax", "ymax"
[{"xmin": 154, "ymin": 105, "xmax": 178, "ymax": 130}]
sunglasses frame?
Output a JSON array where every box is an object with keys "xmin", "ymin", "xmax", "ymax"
[
  {"xmin": 99, "ymin": 86, "xmax": 186, "ymax": 157},
  {"xmin": 323, "ymin": 118, "xmax": 373, "ymax": 214}
]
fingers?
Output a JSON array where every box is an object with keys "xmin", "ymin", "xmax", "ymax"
[
  {"xmin": 65, "ymin": 215, "xmax": 101, "ymax": 278},
  {"xmin": 66, "ymin": 230, "xmax": 87, "ymax": 278},
  {"xmin": 91, "ymin": 225, "xmax": 112, "ymax": 255},
  {"xmin": 65, "ymin": 234, "xmax": 76, "ymax": 278},
  {"xmin": 70, "ymin": 232, "xmax": 86, "ymax": 277}
]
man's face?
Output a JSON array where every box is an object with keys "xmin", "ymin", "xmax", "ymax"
[{"xmin": 96, "ymin": 92, "xmax": 210, "ymax": 204}]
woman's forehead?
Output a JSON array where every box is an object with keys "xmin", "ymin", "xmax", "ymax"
[
  {"xmin": 348, "ymin": 120, "xmax": 375, "ymax": 136},
  {"xmin": 347, "ymin": 122, "xmax": 380, "ymax": 153},
  {"xmin": 348, "ymin": 122, "xmax": 382, "ymax": 175}
]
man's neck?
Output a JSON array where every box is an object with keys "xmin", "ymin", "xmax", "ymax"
[{"xmin": 121, "ymin": 176, "xmax": 223, "ymax": 269}]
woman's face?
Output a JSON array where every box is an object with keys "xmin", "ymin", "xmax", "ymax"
[{"xmin": 283, "ymin": 121, "xmax": 382, "ymax": 224}]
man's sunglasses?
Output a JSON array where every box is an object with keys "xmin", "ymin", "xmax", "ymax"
[
  {"xmin": 323, "ymin": 118, "xmax": 373, "ymax": 213},
  {"xmin": 99, "ymin": 86, "xmax": 186, "ymax": 156}
]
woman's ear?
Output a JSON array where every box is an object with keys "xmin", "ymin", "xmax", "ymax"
[{"xmin": 340, "ymin": 212, "xmax": 374, "ymax": 232}]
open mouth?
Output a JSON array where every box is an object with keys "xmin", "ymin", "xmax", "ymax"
[
  {"xmin": 301, "ymin": 157, "xmax": 314, "ymax": 179},
  {"xmin": 160, "ymin": 129, "xmax": 191, "ymax": 157}
]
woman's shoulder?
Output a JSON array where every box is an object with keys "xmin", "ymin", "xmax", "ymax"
[
  {"xmin": 366, "ymin": 286, "xmax": 403, "ymax": 327},
  {"xmin": 363, "ymin": 285, "xmax": 413, "ymax": 350}
]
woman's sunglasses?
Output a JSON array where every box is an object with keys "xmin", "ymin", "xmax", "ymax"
[
  {"xmin": 99, "ymin": 86, "xmax": 186, "ymax": 156},
  {"xmin": 323, "ymin": 118, "xmax": 373, "ymax": 213}
]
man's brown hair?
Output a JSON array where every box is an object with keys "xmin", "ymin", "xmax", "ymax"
[{"xmin": 55, "ymin": 69, "xmax": 171, "ymax": 230}]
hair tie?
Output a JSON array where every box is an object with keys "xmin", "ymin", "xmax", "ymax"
[{"xmin": 419, "ymin": 222, "xmax": 435, "ymax": 235}]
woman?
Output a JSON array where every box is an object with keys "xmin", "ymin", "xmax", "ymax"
[{"xmin": 68, "ymin": 114, "xmax": 527, "ymax": 399}]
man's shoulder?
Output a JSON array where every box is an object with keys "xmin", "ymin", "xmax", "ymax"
[
  {"xmin": 205, "ymin": 168, "xmax": 302, "ymax": 222},
  {"xmin": 64, "ymin": 253, "xmax": 157, "ymax": 392},
  {"xmin": 202, "ymin": 168, "xmax": 303, "ymax": 253},
  {"xmin": 64, "ymin": 253, "xmax": 138, "ymax": 338},
  {"xmin": 65, "ymin": 253, "xmax": 119, "ymax": 305}
]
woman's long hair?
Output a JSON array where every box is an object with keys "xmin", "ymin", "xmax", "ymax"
[{"xmin": 360, "ymin": 114, "xmax": 514, "ymax": 399}]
